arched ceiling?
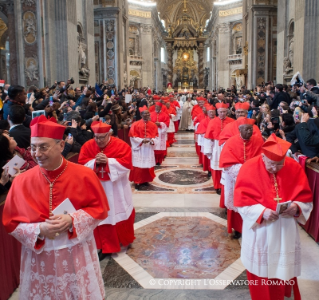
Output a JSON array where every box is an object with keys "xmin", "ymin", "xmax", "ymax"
[{"xmin": 157, "ymin": 0, "xmax": 212, "ymax": 29}]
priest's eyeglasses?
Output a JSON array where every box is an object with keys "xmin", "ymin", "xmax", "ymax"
[{"xmin": 94, "ymin": 133, "xmax": 108, "ymax": 140}]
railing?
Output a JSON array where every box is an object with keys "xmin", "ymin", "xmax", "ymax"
[
  {"xmin": 228, "ymin": 54, "xmax": 242, "ymax": 61},
  {"xmin": 129, "ymin": 55, "xmax": 143, "ymax": 61}
]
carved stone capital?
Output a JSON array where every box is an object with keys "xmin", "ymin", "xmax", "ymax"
[
  {"xmin": 21, "ymin": 0, "xmax": 36, "ymax": 6},
  {"xmin": 141, "ymin": 24, "xmax": 152, "ymax": 34},
  {"xmin": 218, "ymin": 23, "xmax": 230, "ymax": 33}
]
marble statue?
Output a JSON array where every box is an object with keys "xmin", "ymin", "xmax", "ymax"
[
  {"xmin": 78, "ymin": 43, "xmax": 87, "ymax": 70},
  {"xmin": 25, "ymin": 60, "xmax": 38, "ymax": 81},
  {"xmin": 288, "ymin": 38, "xmax": 294, "ymax": 68},
  {"xmin": 283, "ymin": 57, "xmax": 293, "ymax": 75}
]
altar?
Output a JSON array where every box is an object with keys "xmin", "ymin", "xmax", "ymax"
[
  {"xmin": 164, "ymin": 13, "xmax": 206, "ymax": 90},
  {"xmin": 177, "ymin": 88, "xmax": 204, "ymax": 94}
]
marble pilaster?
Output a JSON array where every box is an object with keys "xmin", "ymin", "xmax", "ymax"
[
  {"xmin": 6, "ymin": 1, "xmax": 18, "ymax": 84},
  {"xmin": 198, "ymin": 44, "xmax": 204, "ymax": 89},
  {"xmin": 167, "ymin": 43, "xmax": 173, "ymax": 85}
]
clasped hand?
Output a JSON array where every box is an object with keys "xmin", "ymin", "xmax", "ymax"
[
  {"xmin": 96, "ymin": 153, "xmax": 108, "ymax": 164},
  {"xmin": 263, "ymin": 203, "xmax": 299, "ymax": 222},
  {"xmin": 40, "ymin": 214, "xmax": 73, "ymax": 240},
  {"xmin": 281, "ymin": 203, "xmax": 298, "ymax": 218}
]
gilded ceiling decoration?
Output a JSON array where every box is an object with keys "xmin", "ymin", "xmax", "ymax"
[{"xmin": 157, "ymin": 0, "xmax": 212, "ymax": 30}]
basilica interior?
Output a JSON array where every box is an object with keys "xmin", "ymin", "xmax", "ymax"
[
  {"xmin": 1, "ymin": 1, "xmax": 319, "ymax": 300},
  {"xmin": 0, "ymin": 0, "xmax": 318, "ymax": 91}
]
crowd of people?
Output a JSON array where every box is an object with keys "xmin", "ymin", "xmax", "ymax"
[{"xmin": 0, "ymin": 78, "xmax": 318, "ymax": 300}]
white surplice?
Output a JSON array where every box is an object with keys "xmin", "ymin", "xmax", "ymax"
[
  {"xmin": 177, "ymin": 100, "xmax": 184, "ymax": 120},
  {"xmin": 85, "ymin": 158, "xmax": 133, "ymax": 225},
  {"xmin": 11, "ymin": 210, "xmax": 105, "ymax": 300},
  {"xmin": 238, "ymin": 201, "xmax": 313, "ymax": 280},
  {"xmin": 224, "ymin": 164, "xmax": 242, "ymax": 212},
  {"xmin": 130, "ymin": 137, "xmax": 156, "ymax": 169},
  {"xmin": 204, "ymin": 138, "xmax": 223, "ymax": 171},
  {"xmin": 167, "ymin": 115, "xmax": 176, "ymax": 133},
  {"xmin": 154, "ymin": 122, "xmax": 168, "ymax": 150}
]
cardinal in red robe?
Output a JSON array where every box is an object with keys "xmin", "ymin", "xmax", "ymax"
[
  {"xmin": 150, "ymin": 102, "xmax": 170, "ymax": 165},
  {"xmin": 219, "ymin": 118, "xmax": 264, "ymax": 238},
  {"xmin": 219, "ymin": 115, "xmax": 262, "ymax": 146},
  {"xmin": 169, "ymin": 95, "xmax": 180, "ymax": 132},
  {"xmin": 3, "ymin": 115, "xmax": 109, "ymax": 299},
  {"xmin": 129, "ymin": 106, "xmax": 158, "ymax": 188},
  {"xmin": 192, "ymin": 97, "xmax": 206, "ymax": 159},
  {"xmin": 79, "ymin": 121, "xmax": 135, "ymax": 256},
  {"xmin": 165, "ymin": 102, "xmax": 177, "ymax": 147},
  {"xmin": 204, "ymin": 103, "xmax": 234, "ymax": 197},
  {"xmin": 195, "ymin": 105, "xmax": 216, "ymax": 174},
  {"xmin": 234, "ymin": 134, "xmax": 313, "ymax": 300}
]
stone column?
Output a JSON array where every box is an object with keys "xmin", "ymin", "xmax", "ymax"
[
  {"xmin": 6, "ymin": 1, "xmax": 18, "ymax": 84},
  {"xmin": 198, "ymin": 43, "xmax": 204, "ymax": 89},
  {"xmin": 217, "ymin": 23, "xmax": 231, "ymax": 89},
  {"xmin": 167, "ymin": 43, "xmax": 173, "ymax": 85},
  {"xmin": 140, "ymin": 24, "xmax": 153, "ymax": 87}
]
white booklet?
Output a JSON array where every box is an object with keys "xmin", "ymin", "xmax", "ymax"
[
  {"xmin": 276, "ymin": 200, "xmax": 292, "ymax": 215},
  {"xmin": 2, "ymin": 155, "xmax": 26, "ymax": 176},
  {"xmin": 52, "ymin": 198, "xmax": 76, "ymax": 215}
]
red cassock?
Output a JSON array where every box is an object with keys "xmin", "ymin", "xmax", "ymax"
[
  {"xmin": 150, "ymin": 111, "xmax": 170, "ymax": 127},
  {"xmin": 195, "ymin": 116, "xmax": 211, "ymax": 135},
  {"xmin": 204, "ymin": 117, "xmax": 235, "ymax": 140},
  {"xmin": 150, "ymin": 111, "xmax": 170, "ymax": 164},
  {"xmin": 219, "ymin": 120, "xmax": 262, "ymax": 146},
  {"xmin": 171, "ymin": 101, "xmax": 180, "ymax": 132},
  {"xmin": 196, "ymin": 116, "xmax": 212, "ymax": 171},
  {"xmin": 205, "ymin": 117, "xmax": 235, "ymax": 195},
  {"xmin": 2, "ymin": 158, "xmax": 109, "ymax": 298},
  {"xmin": 167, "ymin": 105, "xmax": 177, "ymax": 146},
  {"xmin": 219, "ymin": 134, "xmax": 264, "ymax": 233},
  {"xmin": 78, "ymin": 137, "xmax": 135, "ymax": 253},
  {"xmin": 3, "ymin": 158, "xmax": 109, "ymax": 235},
  {"xmin": 191, "ymin": 105, "xmax": 204, "ymax": 121},
  {"xmin": 234, "ymin": 156, "xmax": 313, "ymax": 300},
  {"xmin": 128, "ymin": 119, "xmax": 158, "ymax": 184},
  {"xmin": 172, "ymin": 100, "xmax": 180, "ymax": 108},
  {"xmin": 78, "ymin": 136, "xmax": 132, "ymax": 181}
]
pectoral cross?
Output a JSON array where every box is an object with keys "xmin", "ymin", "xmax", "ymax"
[
  {"xmin": 99, "ymin": 167, "xmax": 105, "ymax": 178},
  {"xmin": 273, "ymin": 174, "xmax": 282, "ymax": 203}
]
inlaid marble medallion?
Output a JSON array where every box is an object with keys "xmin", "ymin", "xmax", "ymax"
[
  {"xmin": 158, "ymin": 170, "xmax": 210, "ymax": 185},
  {"xmin": 127, "ymin": 216, "xmax": 241, "ymax": 279}
]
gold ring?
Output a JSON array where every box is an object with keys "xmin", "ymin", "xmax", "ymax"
[{"xmin": 56, "ymin": 233, "xmax": 60, "ymax": 237}]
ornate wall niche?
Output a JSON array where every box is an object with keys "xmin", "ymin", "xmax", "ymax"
[
  {"xmin": 23, "ymin": 11, "xmax": 36, "ymax": 44},
  {"xmin": 256, "ymin": 17, "xmax": 266, "ymax": 85},
  {"xmin": 105, "ymin": 20, "xmax": 116, "ymax": 85}
]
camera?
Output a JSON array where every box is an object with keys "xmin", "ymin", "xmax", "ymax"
[{"xmin": 69, "ymin": 77, "xmax": 75, "ymax": 84}]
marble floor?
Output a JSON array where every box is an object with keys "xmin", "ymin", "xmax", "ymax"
[{"xmin": 9, "ymin": 131, "xmax": 319, "ymax": 300}]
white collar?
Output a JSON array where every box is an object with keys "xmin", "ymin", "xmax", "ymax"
[{"xmin": 9, "ymin": 124, "xmax": 23, "ymax": 131}]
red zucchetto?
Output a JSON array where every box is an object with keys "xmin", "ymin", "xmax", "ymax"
[
  {"xmin": 91, "ymin": 121, "xmax": 112, "ymax": 134},
  {"xmin": 235, "ymin": 102, "xmax": 250, "ymax": 111},
  {"xmin": 216, "ymin": 103, "xmax": 228, "ymax": 109}
]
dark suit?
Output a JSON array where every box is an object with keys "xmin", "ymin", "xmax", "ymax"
[
  {"xmin": 270, "ymin": 91, "xmax": 291, "ymax": 109},
  {"xmin": 286, "ymin": 119, "xmax": 319, "ymax": 158},
  {"xmin": 9, "ymin": 125, "xmax": 31, "ymax": 149}
]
